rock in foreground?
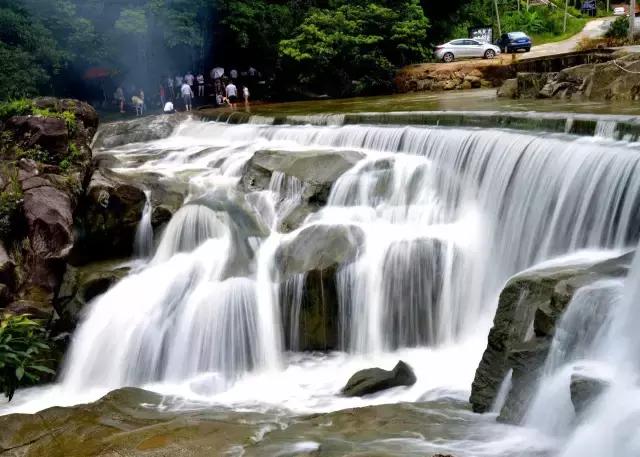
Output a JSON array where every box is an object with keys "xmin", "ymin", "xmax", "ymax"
[
  {"xmin": 570, "ymin": 372, "xmax": 609, "ymax": 417},
  {"xmin": 470, "ymin": 252, "xmax": 631, "ymax": 423},
  {"xmin": 342, "ymin": 361, "xmax": 417, "ymax": 397}
]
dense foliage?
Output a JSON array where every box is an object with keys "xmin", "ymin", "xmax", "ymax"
[
  {"xmin": 0, "ymin": 0, "xmax": 621, "ymax": 100},
  {"xmin": 0, "ymin": 313, "xmax": 54, "ymax": 401},
  {"xmin": 280, "ymin": 0, "xmax": 428, "ymax": 96}
]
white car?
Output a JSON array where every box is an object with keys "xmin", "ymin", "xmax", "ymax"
[
  {"xmin": 435, "ymin": 39, "xmax": 501, "ymax": 63},
  {"xmin": 613, "ymin": 6, "xmax": 626, "ymax": 15}
]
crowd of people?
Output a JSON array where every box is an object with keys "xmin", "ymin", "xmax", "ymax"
[{"xmin": 111, "ymin": 66, "xmax": 259, "ymax": 116}]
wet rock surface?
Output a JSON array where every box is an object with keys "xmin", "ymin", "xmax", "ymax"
[
  {"xmin": 241, "ymin": 149, "xmax": 364, "ymax": 231},
  {"xmin": 342, "ymin": 361, "xmax": 417, "ymax": 397},
  {"xmin": 0, "ymin": 388, "xmax": 481, "ymax": 457},
  {"xmin": 276, "ymin": 224, "xmax": 364, "ymax": 277},
  {"xmin": 470, "ymin": 252, "xmax": 632, "ymax": 422},
  {"xmin": 570, "ymin": 372, "xmax": 609, "ymax": 416},
  {"xmin": 0, "ymin": 99, "xmax": 96, "ymax": 317},
  {"xmin": 72, "ymin": 168, "xmax": 147, "ymax": 263},
  {"xmin": 55, "ymin": 259, "xmax": 130, "ymax": 331},
  {"xmin": 91, "ymin": 114, "xmax": 185, "ymax": 150}
]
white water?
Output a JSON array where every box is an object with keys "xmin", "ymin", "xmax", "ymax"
[
  {"xmin": 133, "ymin": 190, "xmax": 154, "ymax": 259},
  {"xmin": 556, "ymin": 242, "xmax": 640, "ymax": 457},
  {"xmin": 4, "ymin": 118, "xmax": 640, "ymax": 456}
]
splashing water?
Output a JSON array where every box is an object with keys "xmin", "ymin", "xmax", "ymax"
[{"xmin": 3, "ymin": 118, "xmax": 640, "ymax": 457}]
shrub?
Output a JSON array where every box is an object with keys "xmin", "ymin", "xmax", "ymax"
[
  {"xmin": 0, "ymin": 313, "xmax": 55, "ymax": 401},
  {"xmin": 0, "ymin": 167, "xmax": 23, "ymax": 241},
  {"xmin": 606, "ymin": 17, "xmax": 629, "ymax": 40},
  {"xmin": 0, "ymin": 99, "xmax": 34, "ymax": 121}
]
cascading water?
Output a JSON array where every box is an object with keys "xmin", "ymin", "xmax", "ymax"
[
  {"xmin": 133, "ymin": 190, "xmax": 154, "ymax": 259},
  {"xmin": 550, "ymin": 243, "xmax": 640, "ymax": 457},
  {"xmin": 4, "ymin": 117, "xmax": 640, "ymax": 457}
]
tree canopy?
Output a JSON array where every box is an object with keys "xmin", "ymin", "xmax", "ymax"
[{"xmin": 0, "ymin": 0, "xmax": 614, "ymax": 101}]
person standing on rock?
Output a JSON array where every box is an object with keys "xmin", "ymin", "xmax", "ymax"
[
  {"xmin": 167, "ymin": 75, "xmax": 175, "ymax": 99},
  {"xmin": 243, "ymin": 85, "xmax": 250, "ymax": 110},
  {"xmin": 185, "ymin": 71, "xmax": 195, "ymax": 90},
  {"xmin": 159, "ymin": 83, "xmax": 166, "ymax": 107},
  {"xmin": 181, "ymin": 81, "xmax": 194, "ymax": 112},
  {"xmin": 225, "ymin": 81, "xmax": 238, "ymax": 109},
  {"xmin": 196, "ymin": 72, "xmax": 205, "ymax": 97},
  {"xmin": 115, "ymin": 87, "xmax": 125, "ymax": 113}
]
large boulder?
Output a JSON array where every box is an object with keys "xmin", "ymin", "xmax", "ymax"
[
  {"xmin": 33, "ymin": 98, "xmax": 99, "ymax": 139},
  {"xmin": 277, "ymin": 224, "xmax": 364, "ymax": 351},
  {"xmin": 21, "ymin": 182, "xmax": 74, "ymax": 303},
  {"xmin": 92, "ymin": 114, "xmax": 184, "ymax": 150},
  {"xmin": 341, "ymin": 361, "xmax": 417, "ymax": 397},
  {"xmin": 508, "ymin": 52, "xmax": 640, "ymax": 101},
  {"xmin": 275, "ymin": 224, "xmax": 364, "ymax": 277},
  {"xmin": 73, "ymin": 169, "xmax": 147, "ymax": 263},
  {"xmin": 470, "ymin": 252, "xmax": 631, "ymax": 422},
  {"xmin": 497, "ymin": 78, "xmax": 518, "ymax": 98},
  {"xmin": 281, "ymin": 265, "xmax": 341, "ymax": 351},
  {"xmin": 241, "ymin": 149, "xmax": 364, "ymax": 231},
  {"xmin": 570, "ymin": 372, "xmax": 609, "ymax": 417},
  {"xmin": 5, "ymin": 116, "xmax": 69, "ymax": 162},
  {"xmin": 55, "ymin": 260, "xmax": 130, "ymax": 331}
]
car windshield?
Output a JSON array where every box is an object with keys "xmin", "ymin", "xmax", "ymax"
[{"xmin": 508, "ymin": 32, "xmax": 528, "ymax": 39}]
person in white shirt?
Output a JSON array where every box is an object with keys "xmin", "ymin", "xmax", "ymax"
[
  {"xmin": 163, "ymin": 101, "xmax": 174, "ymax": 114},
  {"xmin": 131, "ymin": 95, "xmax": 143, "ymax": 116},
  {"xmin": 225, "ymin": 82, "xmax": 238, "ymax": 109},
  {"xmin": 185, "ymin": 72, "xmax": 194, "ymax": 87},
  {"xmin": 242, "ymin": 86, "xmax": 250, "ymax": 109},
  {"xmin": 196, "ymin": 73, "xmax": 205, "ymax": 97},
  {"xmin": 181, "ymin": 82, "xmax": 194, "ymax": 111}
]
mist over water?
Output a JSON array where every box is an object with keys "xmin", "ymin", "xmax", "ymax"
[{"xmin": 4, "ymin": 118, "xmax": 640, "ymax": 456}]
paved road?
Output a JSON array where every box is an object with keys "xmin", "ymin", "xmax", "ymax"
[{"xmin": 514, "ymin": 17, "xmax": 614, "ymax": 60}]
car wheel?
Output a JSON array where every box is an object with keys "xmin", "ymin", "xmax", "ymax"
[
  {"xmin": 443, "ymin": 52, "xmax": 454, "ymax": 63},
  {"xmin": 484, "ymin": 49, "xmax": 496, "ymax": 59},
  {"xmin": 525, "ymin": 47, "xmax": 531, "ymax": 52}
]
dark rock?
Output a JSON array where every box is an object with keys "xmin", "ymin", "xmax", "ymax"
[
  {"xmin": 5, "ymin": 116, "xmax": 69, "ymax": 162},
  {"xmin": 498, "ymin": 339, "xmax": 550, "ymax": 423},
  {"xmin": 0, "ymin": 242, "xmax": 16, "ymax": 290},
  {"xmin": 497, "ymin": 78, "xmax": 518, "ymax": 98},
  {"xmin": 470, "ymin": 252, "xmax": 631, "ymax": 422},
  {"xmin": 33, "ymin": 98, "xmax": 99, "ymax": 138},
  {"xmin": 22, "ymin": 183, "xmax": 74, "ymax": 304},
  {"xmin": 342, "ymin": 361, "xmax": 417, "ymax": 397},
  {"xmin": 570, "ymin": 372, "xmax": 609, "ymax": 416},
  {"xmin": 5, "ymin": 300, "xmax": 54, "ymax": 320},
  {"xmin": 276, "ymin": 224, "xmax": 364, "ymax": 277},
  {"xmin": 282, "ymin": 265, "xmax": 340, "ymax": 351},
  {"xmin": 73, "ymin": 169, "xmax": 146, "ymax": 262},
  {"xmin": 55, "ymin": 260, "xmax": 130, "ymax": 330}
]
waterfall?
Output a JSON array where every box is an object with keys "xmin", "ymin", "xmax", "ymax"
[
  {"xmin": 28, "ymin": 119, "xmax": 640, "ymax": 410},
  {"xmin": 594, "ymin": 120, "xmax": 618, "ymax": 139},
  {"xmin": 133, "ymin": 190, "xmax": 154, "ymax": 259},
  {"xmin": 523, "ymin": 280, "xmax": 623, "ymax": 436},
  {"xmin": 557, "ymin": 245, "xmax": 640, "ymax": 457}
]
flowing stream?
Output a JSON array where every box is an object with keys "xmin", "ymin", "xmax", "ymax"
[{"xmin": 4, "ymin": 117, "xmax": 640, "ymax": 456}]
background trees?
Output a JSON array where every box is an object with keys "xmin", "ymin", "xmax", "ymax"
[{"xmin": 0, "ymin": 0, "xmax": 617, "ymax": 101}]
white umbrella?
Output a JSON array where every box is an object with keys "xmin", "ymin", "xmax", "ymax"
[{"xmin": 211, "ymin": 67, "xmax": 224, "ymax": 79}]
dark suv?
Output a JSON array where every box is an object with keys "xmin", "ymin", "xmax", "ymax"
[
  {"xmin": 581, "ymin": 0, "xmax": 597, "ymax": 16},
  {"xmin": 496, "ymin": 31, "xmax": 532, "ymax": 53}
]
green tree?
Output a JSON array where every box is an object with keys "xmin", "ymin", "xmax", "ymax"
[{"xmin": 280, "ymin": 0, "xmax": 429, "ymax": 96}]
